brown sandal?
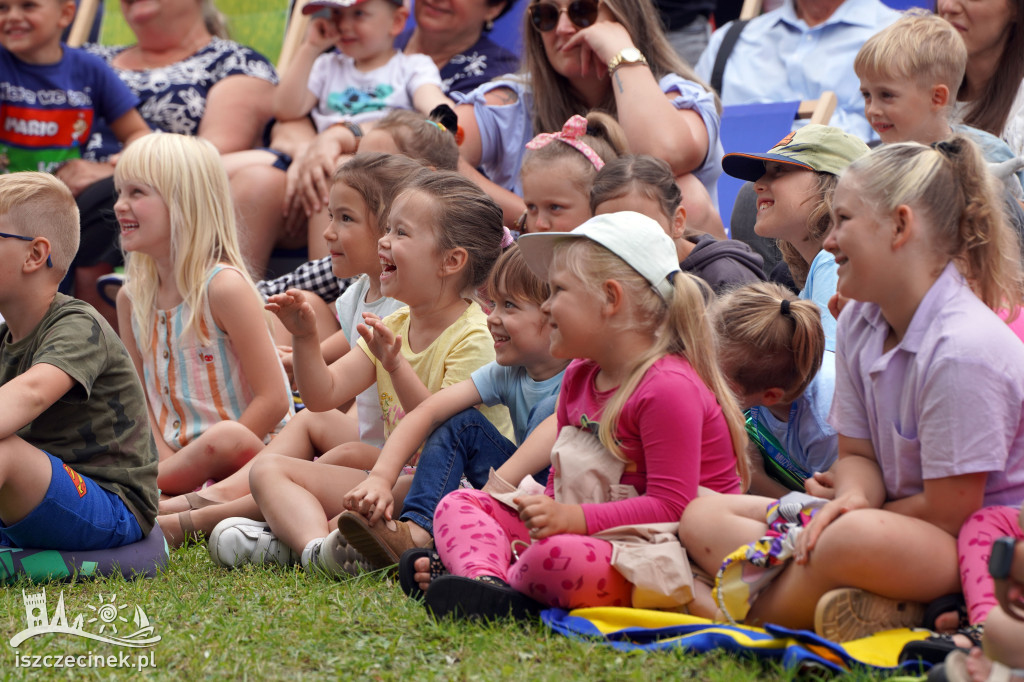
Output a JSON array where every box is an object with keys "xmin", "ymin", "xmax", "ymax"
[{"xmin": 185, "ymin": 492, "xmax": 220, "ymax": 510}]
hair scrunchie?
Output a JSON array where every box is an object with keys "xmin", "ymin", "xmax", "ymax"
[
  {"xmin": 931, "ymin": 139, "xmax": 962, "ymax": 157},
  {"xmin": 780, "ymin": 298, "xmax": 791, "ymax": 316},
  {"xmin": 525, "ymin": 115, "xmax": 605, "ymax": 170}
]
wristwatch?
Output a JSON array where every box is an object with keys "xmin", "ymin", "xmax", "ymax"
[
  {"xmin": 989, "ymin": 536, "xmax": 1018, "ymax": 579},
  {"xmin": 607, "ymin": 47, "xmax": 648, "ymax": 73}
]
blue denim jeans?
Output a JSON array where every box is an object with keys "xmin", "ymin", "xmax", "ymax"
[{"xmin": 400, "ymin": 395, "xmax": 556, "ymax": 533}]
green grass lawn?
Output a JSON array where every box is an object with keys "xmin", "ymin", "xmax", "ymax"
[{"xmin": 0, "ymin": 544, "xmax": 920, "ymax": 680}]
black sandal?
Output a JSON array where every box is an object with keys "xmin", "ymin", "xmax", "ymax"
[
  {"xmin": 398, "ymin": 547, "xmax": 447, "ymax": 600},
  {"xmin": 899, "ymin": 625, "xmax": 984, "ymax": 667},
  {"xmin": 424, "ymin": 574, "xmax": 543, "ymax": 621},
  {"xmin": 924, "ymin": 593, "xmax": 968, "ymax": 631}
]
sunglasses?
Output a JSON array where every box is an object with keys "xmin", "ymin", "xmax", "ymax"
[
  {"xmin": 528, "ymin": 0, "xmax": 600, "ymax": 32},
  {"xmin": 0, "ymin": 232, "xmax": 53, "ymax": 268}
]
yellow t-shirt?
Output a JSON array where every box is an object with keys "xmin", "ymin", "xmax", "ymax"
[{"xmin": 357, "ymin": 300, "xmax": 513, "ymax": 444}]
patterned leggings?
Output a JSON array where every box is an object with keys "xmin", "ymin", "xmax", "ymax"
[
  {"xmin": 433, "ymin": 489, "xmax": 632, "ymax": 609},
  {"xmin": 958, "ymin": 505, "xmax": 1024, "ymax": 624}
]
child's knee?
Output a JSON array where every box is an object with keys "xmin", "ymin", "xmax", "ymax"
[{"xmin": 248, "ymin": 452, "xmax": 291, "ymax": 491}]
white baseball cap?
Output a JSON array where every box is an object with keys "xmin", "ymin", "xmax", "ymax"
[{"xmin": 517, "ymin": 212, "xmax": 680, "ymax": 300}]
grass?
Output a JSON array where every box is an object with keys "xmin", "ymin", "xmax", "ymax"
[{"xmin": 0, "ymin": 545, "xmax": 921, "ymax": 681}]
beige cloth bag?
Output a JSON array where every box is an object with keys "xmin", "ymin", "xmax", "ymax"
[{"xmin": 487, "ymin": 425, "xmax": 694, "ymax": 609}]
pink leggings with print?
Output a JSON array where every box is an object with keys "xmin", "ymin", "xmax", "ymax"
[
  {"xmin": 433, "ymin": 489, "xmax": 632, "ymax": 609},
  {"xmin": 959, "ymin": 505, "xmax": 1024, "ymax": 624}
]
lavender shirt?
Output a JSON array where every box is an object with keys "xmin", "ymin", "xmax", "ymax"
[{"xmin": 829, "ymin": 262, "xmax": 1024, "ymax": 507}]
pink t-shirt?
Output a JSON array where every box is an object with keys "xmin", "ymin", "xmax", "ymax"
[{"xmin": 554, "ymin": 356, "xmax": 740, "ymax": 534}]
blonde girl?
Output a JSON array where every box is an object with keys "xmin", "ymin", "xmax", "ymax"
[
  {"xmin": 114, "ymin": 134, "xmax": 292, "ymax": 496},
  {"xmin": 721, "ymin": 125, "xmax": 870, "ymax": 352},
  {"xmin": 205, "ymin": 172, "xmax": 513, "ymax": 573},
  {"xmin": 591, "ymin": 154, "xmax": 766, "ymax": 293},
  {"xmin": 713, "ymin": 282, "xmax": 835, "ymax": 497},
  {"xmin": 421, "ymin": 211, "xmax": 748, "ymax": 619},
  {"xmin": 680, "ymin": 136, "xmax": 1024, "ymax": 643},
  {"xmin": 517, "ymin": 112, "xmax": 626, "ymax": 234}
]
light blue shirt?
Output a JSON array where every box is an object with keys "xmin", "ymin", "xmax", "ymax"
[
  {"xmin": 454, "ymin": 73, "xmax": 725, "ymax": 208},
  {"xmin": 696, "ymin": 0, "xmax": 898, "ymax": 142},
  {"xmin": 749, "ymin": 350, "xmax": 837, "ymax": 476},
  {"xmin": 800, "ymin": 249, "xmax": 838, "ymax": 352},
  {"xmin": 471, "ymin": 362, "xmax": 565, "ymax": 445}
]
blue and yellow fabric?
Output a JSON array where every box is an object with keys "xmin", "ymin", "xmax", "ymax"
[{"xmin": 542, "ymin": 607, "xmax": 933, "ymax": 675}]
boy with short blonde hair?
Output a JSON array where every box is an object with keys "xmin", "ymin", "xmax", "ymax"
[
  {"xmin": 0, "ymin": 172, "xmax": 157, "ymax": 550},
  {"xmin": 854, "ymin": 11, "xmax": 1023, "ymax": 194}
]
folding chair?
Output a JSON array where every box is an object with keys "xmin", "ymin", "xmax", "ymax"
[{"xmin": 66, "ymin": 0, "xmax": 101, "ymax": 48}]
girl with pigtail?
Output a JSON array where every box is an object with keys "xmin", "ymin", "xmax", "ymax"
[
  {"xmin": 713, "ymin": 282, "xmax": 836, "ymax": 497},
  {"xmin": 679, "ymin": 136, "xmax": 1024, "ymax": 643},
  {"xmin": 516, "ymin": 111, "xmax": 627, "ymax": 234},
  {"xmin": 420, "ymin": 212, "xmax": 748, "ymax": 620}
]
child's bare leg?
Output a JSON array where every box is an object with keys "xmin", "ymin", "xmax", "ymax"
[
  {"xmin": 678, "ymin": 493, "xmax": 775, "ymax": 575},
  {"xmin": 318, "ymin": 442, "xmax": 381, "ymax": 470},
  {"xmin": 158, "ymin": 409, "xmax": 358, "ymax": 513},
  {"xmin": 249, "ymin": 454, "xmax": 373, "ymax": 553},
  {"xmin": 0, "ymin": 437, "xmax": 54, "ymax": 525},
  {"xmin": 747, "ymin": 509, "xmax": 960, "ymax": 629},
  {"xmin": 156, "ymin": 422, "xmax": 266, "ymax": 495},
  {"xmin": 157, "ymin": 494, "xmax": 264, "ymax": 547}
]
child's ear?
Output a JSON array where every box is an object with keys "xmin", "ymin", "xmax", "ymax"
[
  {"xmin": 390, "ymin": 5, "xmax": 410, "ymax": 36},
  {"xmin": 440, "ymin": 246, "xmax": 469, "ymax": 278},
  {"xmin": 931, "ymin": 84, "xmax": 950, "ymax": 109},
  {"xmin": 601, "ymin": 278, "xmax": 624, "ymax": 315},
  {"xmin": 59, "ymin": 0, "xmax": 77, "ymax": 29},
  {"xmin": 758, "ymin": 387, "xmax": 786, "ymax": 407},
  {"xmin": 670, "ymin": 205, "xmax": 687, "ymax": 240},
  {"xmin": 25, "ymin": 237, "xmax": 53, "ymax": 274},
  {"xmin": 891, "ymin": 204, "xmax": 914, "ymax": 248}
]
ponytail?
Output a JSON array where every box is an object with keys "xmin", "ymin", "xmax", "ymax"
[
  {"xmin": 713, "ymin": 282, "xmax": 825, "ymax": 403},
  {"xmin": 846, "ymin": 136, "xmax": 1024, "ymax": 314},
  {"xmin": 555, "ymin": 240, "xmax": 751, "ymax": 490}
]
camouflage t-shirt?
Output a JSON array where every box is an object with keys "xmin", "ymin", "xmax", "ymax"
[{"xmin": 0, "ymin": 294, "xmax": 158, "ymax": 534}]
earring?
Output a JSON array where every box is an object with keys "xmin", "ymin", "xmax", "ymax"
[{"xmin": 484, "ymin": 19, "xmax": 495, "ymax": 31}]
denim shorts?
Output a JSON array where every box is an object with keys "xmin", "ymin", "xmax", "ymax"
[{"xmin": 0, "ymin": 452, "xmax": 142, "ymax": 550}]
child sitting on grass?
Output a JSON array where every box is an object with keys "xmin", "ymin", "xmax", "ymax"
[
  {"xmin": 0, "ymin": 172, "xmax": 157, "ymax": 550},
  {"xmin": 338, "ymin": 245, "xmax": 568, "ymax": 570}
]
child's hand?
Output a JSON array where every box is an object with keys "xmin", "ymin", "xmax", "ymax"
[
  {"xmin": 357, "ymin": 313, "xmax": 402, "ymax": 373},
  {"xmin": 306, "ymin": 17, "xmax": 340, "ymax": 52},
  {"xmin": 514, "ymin": 495, "xmax": 586, "ymax": 539},
  {"xmin": 804, "ymin": 470, "xmax": 836, "ymax": 500},
  {"xmin": 343, "ymin": 473, "xmax": 396, "ymax": 524},
  {"xmin": 275, "ymin": 345, "xmax": 296, "ymax": 389},
  {"xmin": 265, "ymin": 290, "xmax": 317, "ymax": 340},
  {"xmin": 794, "ymin": 492, "xmax": 870, "ymax": 564}
]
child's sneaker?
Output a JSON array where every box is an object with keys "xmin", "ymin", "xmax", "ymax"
[
  {"xmin": 814, "ymin": 587, "xmax": 926, "ymax": 642},
  {"xmin": 208, "ymin": 517, "xmax": 299, "ymax": 568},
  {"xmin": 304, "ymin": 529, "xmax": 371, "ymax": 578}
]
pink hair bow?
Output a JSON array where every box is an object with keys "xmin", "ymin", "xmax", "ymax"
[{"xmin": 525, "ymin": 115, "xmax": 605, "ymax": 171}]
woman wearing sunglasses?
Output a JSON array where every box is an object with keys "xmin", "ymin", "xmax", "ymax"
[{"xmin": 455, "ymin": 0, "xmax": 726, "ymax": 237}]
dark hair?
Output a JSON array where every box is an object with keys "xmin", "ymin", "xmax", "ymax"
[
  {"xmin": 333, "ymin": 153, "xmax": 426, "ymax": 235},
  {"xmin": 401, "ymin": 171, "xmax": 504, "ymax": 290},
  {"xmin": 372, "ymin": 109, "xmax": 460, "ymax": 171}
]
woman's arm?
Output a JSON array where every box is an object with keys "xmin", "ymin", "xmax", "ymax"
[
  {"xmin": 199, "ymin": 75, "xmax": 277, "ymax": 153},
  {"xmin": 109, "ymin": 109, "xmax": 152, "ymax": 146},
  {"xmin": 344, "ymin": 379, "xmax": 484, "ymax": 523},
  {"xmin": 455, "ymin": 95, "xmax": 527, "ymax": 226},
  {"xmin": 563, "ymin": 21, "xmax": 710, "ymax": 175},
  {"xmin": 208, "ymin": 269, "xmax": 291, "ymax": 439},
  {"xmin": 115, "ymin": 287, "xmax": 176, "ymax": 461}
]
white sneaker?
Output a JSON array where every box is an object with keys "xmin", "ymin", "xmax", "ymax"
[
  {"xmin": 305, "ymin": 529, "xmax": 370, "ymax": 577},
  {"xmin": 208, "ymin": 517, "xmax": 299, "ymax": 568}
]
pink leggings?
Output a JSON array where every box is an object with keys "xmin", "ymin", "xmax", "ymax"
[
  {"xmin": 433, "ymin": 489, "xmax": 632, "ymax": 609},
  {"xmin": 958, "ymin": 505, "xmax": 1024, "ymax": 624}
]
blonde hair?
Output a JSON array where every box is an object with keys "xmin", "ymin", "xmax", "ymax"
[
  {"xmin": 0, "ymin": 171, "xmax": 79, "ymax": 276},
  {"xmin": 778, "ymin": 171, "xmax": 838, "ymax": 289},
  {"xmin": 854, "ymin": 10, "xmax": 966, "ymax": 94},
  {"xmin": 486, "ymin": 244, "xmax": 550, "ymax": 307},
  {"xmin": 372, "ymin": 109, "xmax": 460, "ymax": 171},
  {"xmin": 845, "ymin": 136, "xmax": 1024, "ymax": 314},
  {"xmin": 117, "ymin": 133, "xmax": 257, "ymax": 347},
  {"xmin": 398, "ymin": 171, "xmax": 504, "ymax": 291},
  {"xmin": 553, "ymin": 239, "xmax": 750, "ymax": 489},
  {"xmin": 522, "ymin": 111, "xmax": 628, "ymax": 197},
  {"xmin": 521, "ymin": 0, "xmax": 718, "ymax": 135},
  {"xmin": 713, "ymin": 282, "xmax": 824, "ymax": 403}
]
